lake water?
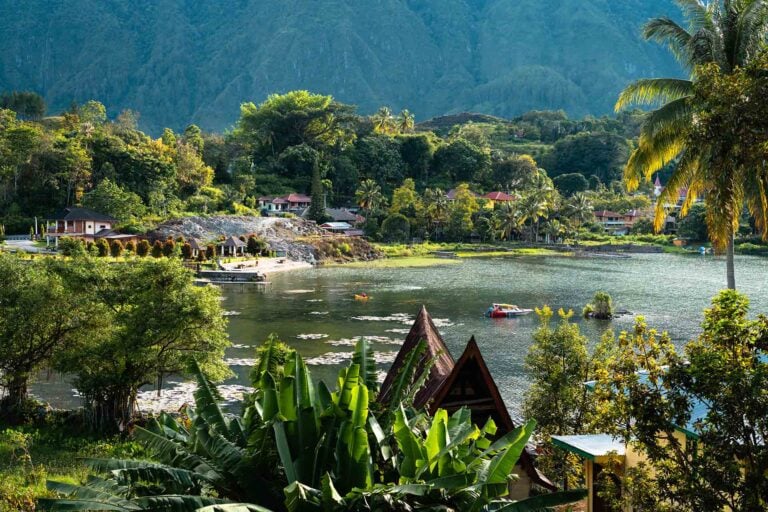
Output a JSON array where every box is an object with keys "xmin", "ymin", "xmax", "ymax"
[{"xmin": 31, "ymin": 253, "xmax": 768, "ymax": 416}]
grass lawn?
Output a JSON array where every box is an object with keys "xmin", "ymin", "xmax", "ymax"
[
  {"xmin": 0, "ymin": 422, "xmax": 144, "ymax": 511},
  {"xmin": 333, "ymin": 256, "xmax": 462, "ymax": 268}
]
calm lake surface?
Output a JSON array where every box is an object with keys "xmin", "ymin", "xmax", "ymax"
[{"xmin": 32, "ymin": 253, "xmax": 768, "ymax": 416}]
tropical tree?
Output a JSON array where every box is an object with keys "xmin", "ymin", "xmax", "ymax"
[
  {"xmin": 372, "ymin": 106, "xmax": 396, "ymax": 135},
  {"xmin": 354, "ymin": 179, "xmax": 385, "ymax": 213},
  {"xmin": 0, "ymin": 255, "xmax": 93, "ymax": 416},
  {"xmin": 397, "ymin": 109, "xmax": 415, "ymax": 134},
  {"xmin": 563, "ymin": 192, "xmax": 594, "ymax": 229},
  {"xmin": 518, "ymin": 193, "xmax": 550, "ymax": 242},
  {"xmin": 615, "ymin": 0, "xmax": 768, "ymax": 289},
  {"xmin": 592, "ymin": 290, "xmax": 768, "ymax": 511},
  {"xmin": 50, "ymin": 258, "xmax": 230, "ymax": 432},
  {"xmin": 494, "ymin": 202, "xmax": 524, "ymax": 241}
]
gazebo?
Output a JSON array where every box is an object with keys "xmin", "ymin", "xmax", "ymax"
[
  {"xmin": 188, "ymin": 238, "xmax": 206, "ymax": 258},
  {"xmin": 220, "ymin": 236, "xmax": 246, "ymax": 257}
]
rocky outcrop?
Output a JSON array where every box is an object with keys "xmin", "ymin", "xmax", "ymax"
[{"xmin": 150, "ymin": 216, "xmax": 380, "ymax": 265}]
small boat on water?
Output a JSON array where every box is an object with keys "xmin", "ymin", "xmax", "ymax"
[
  {"xmin": 485, "ymin": 303, "xmax": 533, "ymax": 318},
  {"xmin": 354, "ymin": 294, "xmax": 371, "ymax": 301}
]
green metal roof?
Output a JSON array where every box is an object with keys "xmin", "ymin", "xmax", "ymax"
[{"xmin": 551, "ymin": 434, "xmax": 626, "ymax": 461}]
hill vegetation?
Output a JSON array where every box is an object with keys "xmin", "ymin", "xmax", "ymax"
[
  {"xmin": 0, "ymin": 0, "xmax": 681, "ymax": 133},
  {"xmin": 0, "ymin": 90, "xmax": 651, "ymax": 239}
]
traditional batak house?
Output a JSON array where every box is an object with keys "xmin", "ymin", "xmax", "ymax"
[{"xmin": 380, "ymin": 306, "xmax": 556, "ymax": 499}]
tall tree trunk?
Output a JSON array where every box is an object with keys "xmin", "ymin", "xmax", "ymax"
[
  {"xmin": 726, "ymin": 230, "xmax": 736, "ymax": 290},
  {"xmin": 1, "ymin": 373, "xmax": 29, "ymax": 413}
]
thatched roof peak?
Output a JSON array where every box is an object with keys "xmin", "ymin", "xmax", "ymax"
[{"xmin": 379, "ymin": 305, "xmax": 455, "ymax": 407}]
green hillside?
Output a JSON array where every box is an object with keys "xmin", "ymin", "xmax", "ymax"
[{"xmin": 0, "ymin": 0, "xmax": 680, "ymax": 133}]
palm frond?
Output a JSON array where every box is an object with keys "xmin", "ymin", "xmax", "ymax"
[
  {"xmin": 615, "ymin": 78, "xmax": 693, "ymax": 112},
  {"xmin": 643, "ymin": 17, "xmax": 693, "ymax": 65},
  {"xmin": 676, "ymin": 0, "xmax": 715, "ymax": 31}
]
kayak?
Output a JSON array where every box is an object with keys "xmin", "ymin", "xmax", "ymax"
[{"xmin": 354, "ymin": 294, "xmax": 371, "ymax": 301}]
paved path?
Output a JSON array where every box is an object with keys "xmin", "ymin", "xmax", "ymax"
[{"xmin": 2, "ymin": 239, "xmax": 45, "ymax": 253}]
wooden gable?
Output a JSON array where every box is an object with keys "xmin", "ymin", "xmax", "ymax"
[
  {"xmin": 428, "ymin": 336, "xmax": 514, "ymax": 432},
  {"xmin": 430, "ymin": 336, "xmax": 556, "ymax": 491}
]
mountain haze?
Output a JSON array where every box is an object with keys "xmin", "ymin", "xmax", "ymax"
[{"xmin": 0, "ymin": 0, "xmax": 682, "ymax": 132}]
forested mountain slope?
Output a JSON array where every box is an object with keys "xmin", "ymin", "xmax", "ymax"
[{"xmin": 0, "ymin": 0, "xmax": 680, "ymax": 132}]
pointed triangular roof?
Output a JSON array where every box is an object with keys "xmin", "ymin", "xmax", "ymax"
[
  {"xmin": 430, "ymin": 337, "xmax": 556, "ymax": 491},
  {"xmin": 222, "ymin": 236, "xmax": 247, "ymax": 248},
  {"xmin": 654, "ymin": 175, "xmax": 662, "ymax": 187},
  {"xmin": 379, "ymin": 306, "xmax": 455, "ymax": 407},
  {"xmin": 188, "ymin": 238, "xmax": 205, "ymax": 250}
]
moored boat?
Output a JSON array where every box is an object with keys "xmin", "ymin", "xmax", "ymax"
[{"xmin": 485, "ymin": 303, "xmax": 533, "ymax": 318}]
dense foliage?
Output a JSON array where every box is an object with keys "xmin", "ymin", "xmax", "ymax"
[
  {"xmin": 592, "ymin": 290, "xmax": 768, "ymax": 511},
  {"xmin": 42, "ymin": 338, "xmax": 586, "ymax": 511},
  {"xmin": 0, "ymin": 254, "xmax": 230, "ymax": 431}
]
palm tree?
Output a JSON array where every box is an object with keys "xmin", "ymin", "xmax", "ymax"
[
  {"xmin": 424, "ymin": 188, "xmax": 449, "ymax": 234},
  {"xmin": 397, "ymin": 109, "xmax": 415, "ymax": 134},
  {"xmin": 518, "ymin": 193, "xmax": 550, "ymax": 242},
  {"xmin": 494, "ymin": 202, "xmax": 524, "ymax": 241},
  {"xmin": 543, "ymin": 219, "xmax": 566, "ymax": 244},
  {"xmin": 355, "ymin": 179, "xmax": 384, "ymax": 213},
  {"xmin": 564, "ymin": 192, "xmax": 594, "ymax": 229},
  {"xmin": 616, "ymin": 0, "xmax": 768, "ymax": 289},
  {"xmin": 372, "ymin": 106, "xmax": 395, "ymax": 134}
]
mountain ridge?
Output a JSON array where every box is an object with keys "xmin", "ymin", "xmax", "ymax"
[{"xmin": 0, "ymin": 0, "xmax": 682, "ymax": 133}]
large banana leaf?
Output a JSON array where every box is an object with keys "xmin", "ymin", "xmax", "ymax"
[
  {"xmin": 393, "ymin": 406, "xmax": 426, "ymax": 479},
  {"xmin": 83, "ymin": 458, "xmax": 203, "ymax": 494},
  {"xmin": 352, "ymin": 338, "xmax": 378, "ymax": 392},
  {"xmin": 334, "ymin": 384, "xmax": 372, "ymax": 493},
  {"xmin": 196, "ymin": 504, "xmax": 274, "ymax": 512}
]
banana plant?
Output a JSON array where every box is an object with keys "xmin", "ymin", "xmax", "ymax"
[{"xmin": 39, "ymin": 361, "xmax": 284, "ymax": 512}]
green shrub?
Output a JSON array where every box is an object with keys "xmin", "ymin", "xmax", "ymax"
[
  {"xmin": 136, "ymin": 239, "xmax": 150, "ymax": 257},
  {"xmin": 58, "ymin": 237, "xmax": 85, "ymax": 257},
  {"xmin": 150, "ymin": 240, "xmax": 163, "ymax": 258},
  {"xmin": 124, "ymin": 240, "xmax": 136, "ymax": 254},
  {"xmin": 181, "ymin": 242, "xmax": 193, "ymax": 260},
  {"xmin": 109, "ymin": 240, "xmax": 123, "ymax": 258},
  {"xmin": 95, "ymin": 238, "xmax": 109, "ymax": 257},
  {"xmin": 584, "ymin": 291, "xmax": 614, "ymax": 319},
  {"xmin": 162, "ymin": 239, "xmax": 176, "ymax": 257}
]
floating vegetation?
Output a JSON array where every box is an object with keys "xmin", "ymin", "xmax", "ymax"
[
  {"xmin": 296, "ymin": 333, "xmax": 329, "ymax": 340},
  {"xmin": 135, "ymin": 382, "xmax": 254, "ymax": 414},
  {"xmin": 326, "ymin": 336, "xmax": 401, "ymax": 347},
  {"xmin": 305, "ymin": 351, "xmax": 397, "ymax": 366},
  {"xmin": 351, "ymin": 313, "xmax": 414, "ymax": 324},
  {"xmin": 225, "ymin": 357, "xmax": 256, "ymax": 366}
]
